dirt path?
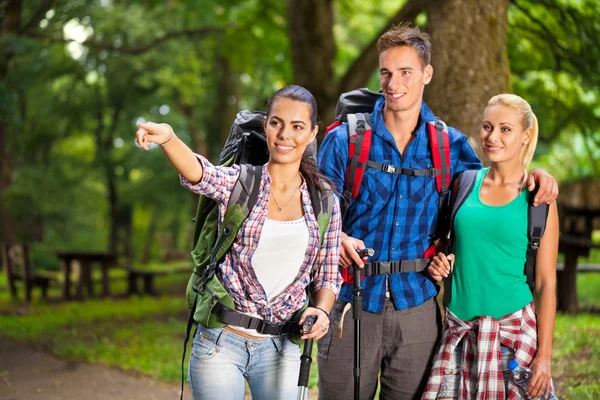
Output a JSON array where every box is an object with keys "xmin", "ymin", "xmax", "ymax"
[
  {"xmin": 0, "ymin": 337, "xmax": 189, "ymax": 400},
  {"xmin": 0, "ymin": 337, "xmax": 319, "ymax": 400}
]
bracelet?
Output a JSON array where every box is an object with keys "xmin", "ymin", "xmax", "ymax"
[
  {"xmin": 159, "ymin": 131, "xmax": 174, "ymax": 147},
  {"xmin": 313, "ymin": 306, "xmax": 330, "ymax": 320}
]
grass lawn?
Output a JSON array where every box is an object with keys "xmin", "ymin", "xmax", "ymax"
[{"xmin": 1, "ymin": 269, "xmax": 599, "ymax": 398}]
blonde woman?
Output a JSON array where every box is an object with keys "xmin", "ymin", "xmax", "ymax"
[{"xmin": 423, "ymin": 94, "xmax": 559, "ymax": 399}]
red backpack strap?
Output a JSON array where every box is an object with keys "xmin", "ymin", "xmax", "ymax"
[
  {"xmin": 344, "ymin": 113, "xmax": 372, "ymax": 204},
  {"xmin": 325, "ymin": 120, "xmax": 342, "ymax": 136},
  {"xmin": 426, "ymin": 119, "xmax": 452, "ymax": 242},
  {"xmin": 426, "ymin": 119, "xmax": 451, "ymax": 194}
]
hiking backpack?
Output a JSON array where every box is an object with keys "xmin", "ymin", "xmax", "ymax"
[
  {"xmin": 441, "ymin": 169, "xmax": 550, "ymax": 304},
  {"xmin": 324, "ymin": 89, "xmax": 452, "ymax": 281}
]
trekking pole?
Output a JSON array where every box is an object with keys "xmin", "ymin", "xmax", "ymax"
[
  {"xmin": 353, "ymin": 248, "xmax": 374, "ymax": 400},
  {"xmin": 297, "ymin": 315, "xmax": 317, "ymax": 400}
]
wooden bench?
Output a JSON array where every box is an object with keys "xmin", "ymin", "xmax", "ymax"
[
  {"xmin": 557, "ymin": 206, "xmax": 600, "ymax": 313},
  {"xmin": 1, "ymin": 243, "xmax": 57, "ymax": 302}
]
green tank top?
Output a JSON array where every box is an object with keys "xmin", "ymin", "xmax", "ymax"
[{"xmin": 447, "ymin": 168, "xmax": 533, "ymax": 321}]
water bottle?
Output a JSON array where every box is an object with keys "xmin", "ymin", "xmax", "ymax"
[{"xmin": 507, "ymin": 360, "xmax": 559, "ymax": 399}]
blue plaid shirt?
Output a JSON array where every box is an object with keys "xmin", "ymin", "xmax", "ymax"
[{"xmin": 318, "ymin": 97, "xmax": 482, "ymax": 313}]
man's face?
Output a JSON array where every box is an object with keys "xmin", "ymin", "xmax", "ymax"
[{"xmin": 379, "ymin": 46, "xmax": 433, "ymax": 114}]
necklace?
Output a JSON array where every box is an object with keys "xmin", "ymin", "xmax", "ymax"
[{"xmin": 270, "ymin": 182, "xmax": 301, "ymax": 212}]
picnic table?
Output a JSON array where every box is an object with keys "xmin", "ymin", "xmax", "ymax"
[
  {"xmin": 557, "ymin": 206, "xmax": 600, "ymax": 313},
  {"xmin": 56, "ymin": 251, "xmax": 117, "ymax": 300}
]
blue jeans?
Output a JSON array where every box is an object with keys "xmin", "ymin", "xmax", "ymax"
[
  {"xmin": 439, "ymin": 343, "xmax": 515, "ymax": 398},
  {"xmin": 188, "ymin": 324, "xmax": 302, "ymax": 400}
]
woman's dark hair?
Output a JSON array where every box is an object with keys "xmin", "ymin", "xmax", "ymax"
[{"xmin": 266, "ymin": 85, "xmax": 336, "ymax": 193}]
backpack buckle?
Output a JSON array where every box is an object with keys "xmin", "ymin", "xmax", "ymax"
[
  {"xmin": 429, "ymin": 168, "xmax": 439, "ymax": 177},
  {"xmin": 531, "ymin": 238, "xmax": 541, "ymax": 250},
  {"xmin": 382, "ymin": 164, "xmax": 396, "ymax": 174},
  {"xmin": 255, "ymin": 320, "xmax": 281, "ymax": 335},
  {"xmin": 435, "ymin": 119, "xmax": 445, "ymax": 131}
]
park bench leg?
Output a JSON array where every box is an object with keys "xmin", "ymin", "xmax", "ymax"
[
  {"xmin": 60, "ymin": 259, "xmax": 72, "ymax": 300},
  {"xmin": 40, "ymin": 280, "xmax": 49, "ymax": 300},
  {"xmin": 143, "ymin": 274, "xmax": 156, "ymax": 296},
  {"xmin": 128, "ymin": 272, "xmax": 139, "ymax": 295},
  {"xmin": 101, "ymin": 262, "xmax": 110, "ymax": 297}
]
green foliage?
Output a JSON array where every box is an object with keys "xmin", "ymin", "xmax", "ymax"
[{"xmin": 509, "ymin": 0, "xmax": 600, "ymax": 181}]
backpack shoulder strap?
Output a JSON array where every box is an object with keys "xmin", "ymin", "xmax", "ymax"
[
  {"xmin": 427, "ymin": 119, "xmax": 452, "ymax": 240},
  {"xmin": 525, "ymin": 197, "xmax": 550, "ymax": 293},
  {"xmin": 426, "ymin": 119, "xmax": 452, "ymax": 195},
  {"xmin": 212, "ymin": 164, "xmax": 261, "ymax": 262},
  {"xmin": 308, "ymin": 181, "xmax": 334, "ymax": 243},
  {"xmin": 228, "ymin": 164, "xmax": 262, "ymax": 214},
  {"xmin": 450, "ymin": 169, "xmax": 478, "ymax": 219},
  {"xmin": 307, "ymin": 181, "xmax": 335, "ymax": 275},
  {"xmin": 442, "ymin": 169, "xmax": 478, "ymax": 305},
  {"xmin": 344, "ymin": 113, "xmax": 373, "ymax": 211}
]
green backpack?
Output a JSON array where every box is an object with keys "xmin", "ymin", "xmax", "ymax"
[{"xmin": 179, "ymin": 110, "xmax": 335, "ymax": 398}]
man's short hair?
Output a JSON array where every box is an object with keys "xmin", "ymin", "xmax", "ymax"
[{"xmin": 377, "ymin": 23, "xmax": 431, "ymax": 67}]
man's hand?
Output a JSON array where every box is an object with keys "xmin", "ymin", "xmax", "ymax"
[
  {"xmin": 339, "ymin": 232, "xmax": 367, "ymax": 268},
  {"xmin": 527, "ymin": 169, "xmax": 559, "ymax": 206}
]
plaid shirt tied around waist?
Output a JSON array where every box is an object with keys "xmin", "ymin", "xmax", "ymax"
[
  {"xmin": 181, "ymin": 155, "xmax": 342, "ymax": 324},
  {"xmin": 423, "ymin": 302, "xmax": 538, "ymax": 400}
]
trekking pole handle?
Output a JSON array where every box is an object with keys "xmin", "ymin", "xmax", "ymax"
[
  {"xmin": 297, "ymin": 338, "xmax": 314, "ymax": 388},
  {"xmin": 355, "ymin": 248, "xmax": 374, "ymax": 258},
  {"xmin": 302, "ymin": 315, "xmax": 317, "ymax": 334}
]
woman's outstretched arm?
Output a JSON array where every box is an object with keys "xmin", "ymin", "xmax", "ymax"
[{"xmin": 136, "ymin": 121, "xmax": 203, "ymax": 184}]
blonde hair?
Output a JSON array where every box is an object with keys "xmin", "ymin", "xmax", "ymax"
[{"xmin": 486, "ymin": 94, "xmax": 539, "ymax": 169}]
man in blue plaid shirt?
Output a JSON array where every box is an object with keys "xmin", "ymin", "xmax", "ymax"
[{"xmin": 316, "ymin": 24, "xmax": 558, "ymax": 400}]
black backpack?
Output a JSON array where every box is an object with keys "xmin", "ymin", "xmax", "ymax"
[{"xmin": 441, "ymin": 169, "xmax": 550, "ymax": 304}]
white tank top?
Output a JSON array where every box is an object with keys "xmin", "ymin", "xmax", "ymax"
[{"xmin": 229, "ymin": 216, "xmax": 309, "ymax": 337}]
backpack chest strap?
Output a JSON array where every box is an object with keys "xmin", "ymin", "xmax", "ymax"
[
  {"xmin": 211, "ymin": 302, "xmax": 300, "ymax": 336},
  {"xmin": 347, "ymin": 258, "xmax": 431, "ymax": 276},
  {"xmin": 365, "ymin": 160, "xmax": 439, "ymax": 177}
]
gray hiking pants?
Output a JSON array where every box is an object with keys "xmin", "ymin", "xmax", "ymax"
[{"xmin": 317, "ymin": 297, "xmax": 442, "ymax": 400}]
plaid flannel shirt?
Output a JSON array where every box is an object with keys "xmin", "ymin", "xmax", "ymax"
[
  {"xmin": 181, "ymin": 155, "xmax": 342, "ymax": 324},
  {"xmin": 423, "ymin": 302, "xmax": 538, "ymax": 399}
]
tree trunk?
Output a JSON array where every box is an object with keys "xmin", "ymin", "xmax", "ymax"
[
  {"xmin": 107, "ymin": 168, "xmax": 119, "ymax": 254},
  {"xmin": 426, "ymin": 0, "xmax": 511, "ymax": 155},
  {"xmin": 141, "ymin": 208, "xmax": 158, "ymax": 264},
  {"xmin": 0, "ymin": 0, "xmax": 22, "ymax": 244},
  {"xmin": 288, "ymin": 0, "xmax": 336, "ymax": 125},
  {"xmin": 212, "ymin": 56, "xmax": 240, "ymax": 160},
  {"xmin": 288, "ymin": 0, "xmax": 426, "ymax": 130}
]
